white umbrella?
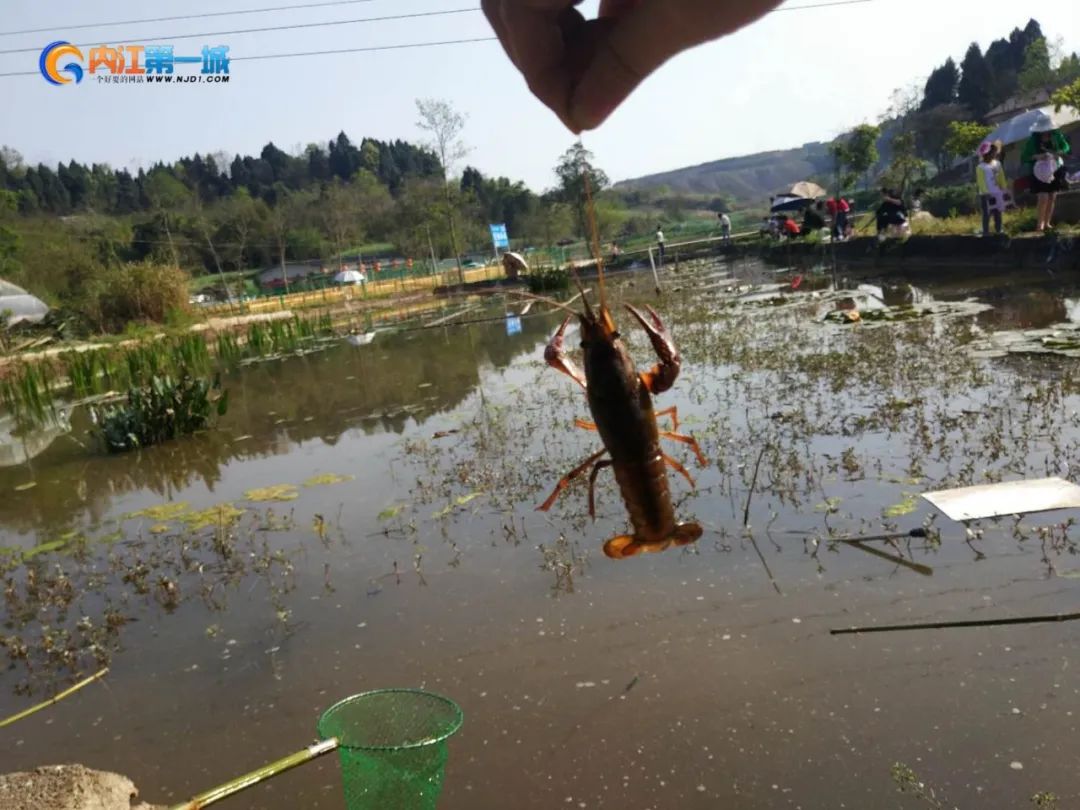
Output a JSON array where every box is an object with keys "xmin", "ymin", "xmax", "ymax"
[
  {"xmin": 983, "ymin": 106, "xmax": 1079, "ymax": 149},
  {"xmin": 783, "ymin": 181, "xmax": 828, "ymax": 200},
  {"xmin": 333, "ymin": 269, "xmax": 365, "ymax": 285}
]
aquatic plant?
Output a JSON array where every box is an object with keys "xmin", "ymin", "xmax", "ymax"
[
  {"xmin": 527, "ymin": 266, "xmax": 571, "ymax": 293},
  {"xmin": 0, "ymin": 312, "xmax": 337, "ymax": 424},
  {"xmin": 0, "ymin": 362, "xmax": 55, "ymax": 421},
  {"xmin": 91, "ymin": 372, "xmax": 228, "ymax": 453}
]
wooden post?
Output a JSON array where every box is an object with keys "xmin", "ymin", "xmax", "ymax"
[{"xmin": 648, "ymin": 247, "xmax": 662, "ymax": 294}]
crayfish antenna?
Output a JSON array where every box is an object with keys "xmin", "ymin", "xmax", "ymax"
[
  {"xmin": 571, "ymin": 269, "xmax": 594, "ymax": 320},
  {"xmin": 580, "ymin": 138, "xmax": 607, "ymax": 316}
]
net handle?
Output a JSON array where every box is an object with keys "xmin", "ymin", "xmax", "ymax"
[{"xmin": 167, "ymin": 738, "xmax": 338, "ymax": 810}]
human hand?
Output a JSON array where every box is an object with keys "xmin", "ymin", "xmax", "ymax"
[{"xmin": 482, "ymin": 0, "xmax": 783, "ymax": 132}]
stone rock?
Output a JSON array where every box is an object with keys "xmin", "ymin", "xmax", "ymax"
[{"xmin": 0, "ymin": 764, "xmax": 163, "ymax": 810}]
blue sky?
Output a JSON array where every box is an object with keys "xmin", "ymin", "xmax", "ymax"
[{"xmin": 1, "ymin": 0, "xmax": 1077, "ymax": 191}]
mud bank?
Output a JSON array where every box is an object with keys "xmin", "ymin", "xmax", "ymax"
[{"xmin": 0, "ymin": 764, "xmax": 162, "ymax": 810}]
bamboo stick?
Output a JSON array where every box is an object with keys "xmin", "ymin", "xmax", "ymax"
[
  {"xmin": 840, "ymin": 540, "xmax": 933, "ymax": 577},
  {"xmin": 0, "ymin": 667, "xmax": 109, "ymax": 729},
  {"xmin": 832, "ymin": 612, "xmax": 1080, "ymax": 636},
  {"xmin": 168, "ymin": 738, "xmax": 338, "ymax": 810}
]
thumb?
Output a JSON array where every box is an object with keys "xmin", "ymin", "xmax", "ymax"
[{"xmin": 568, "ymin": 5, "xmax": 679, "ymax": 131}]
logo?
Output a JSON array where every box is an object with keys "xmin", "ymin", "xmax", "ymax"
[
  {"xmin": 39, "ymin": 41, "xmax": 84, "ymax": 85},
  {"xmin": 39, "ymin": 42, "xmax": 230, "ymax": 86}
]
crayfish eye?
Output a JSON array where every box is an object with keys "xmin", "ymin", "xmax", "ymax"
[{"xmin": 611, "ymin": 331, "xmax": 621, "ymax": 339}]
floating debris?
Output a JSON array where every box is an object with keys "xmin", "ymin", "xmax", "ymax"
[
  {"xmin": 303, "ymin": 473, "xmax": 355, "ymax": 488},
  {"xmin": 244, "ymin": 484, "xmax": 300, "ymax": 503}
]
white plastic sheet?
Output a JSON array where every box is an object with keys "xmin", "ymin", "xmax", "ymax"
[
  {"xmin": 921, "ymin": 477, "xmax": 1080, "ymax": 522},
  {"xmin": 0, "ymin": 280, "xmax": 49, "ymax": 326}
]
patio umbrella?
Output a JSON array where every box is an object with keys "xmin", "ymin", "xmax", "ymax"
[
  {"xmin": 333, "ymin": 269, "xmax": 365, "ymax": 285},
  {"xmin": 983, "ymin": 106, "xmax": 1078, "ymax": 149},
  {"xmin": 770, "ymin": 195, "xmax": 814, "ymax": 213},
  {"xmin": 784, "ymin": 181, "xmax": 828, "ymax": 200}
]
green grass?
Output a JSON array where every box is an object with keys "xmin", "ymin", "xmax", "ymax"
[
  {"xmin": 910, "ymin": 211, "xmax": 1080, "ymax": 237},
  {"xmin": 187, "ymin": 269, "xmax": 256, "ymax": 292}
]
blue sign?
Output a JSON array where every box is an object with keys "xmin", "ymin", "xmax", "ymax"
[
  {"xmin": 505, "ymin": 315, "xmax": 522, "ymax": 336},
  {"xmin": 490, "ymin": 223, "xmax": 509, "ymax": 249}
]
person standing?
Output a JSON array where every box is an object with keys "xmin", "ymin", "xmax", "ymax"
[
  {"xmin": 1022, "ymin": 113, "xmax": 1071, "ymax": 232},
  {"xmin": 655, "ymin": 225, "xmax": 666, "ymax": 262},
  {"xmin": 875, "ymin": 188, "xmax": 909, "ymax": 238},
  {"xmin": 719, "ymin": 212, "xmax": 732, "ymax": 244},
  {"xmin": 835, "ymin": 196, "xmax": 851, "ymax": 241},
  {"xmin": 975, "ymin": 141, "xmax": 1007, "ymax": 236},
  {"xmin": 826, "ymin": 196, "xmax": 838, "ymax": 239},
  {"xmin": 802, "ymin": 202, "xmax": 826, "ymax": 234}
]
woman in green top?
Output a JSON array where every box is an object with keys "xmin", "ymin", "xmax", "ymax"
[{"xmin": 1021, "ymin": 113, "xmax": 1071, "ymax": 232}]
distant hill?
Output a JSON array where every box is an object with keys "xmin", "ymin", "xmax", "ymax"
[{"xmin": 614, "ymin": 142, "xmax": 836, "ymax": 202}]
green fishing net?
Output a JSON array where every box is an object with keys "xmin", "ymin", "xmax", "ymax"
[{"xmin": 317, "ymin": 689, "xmax": 463, "ymax": 810}]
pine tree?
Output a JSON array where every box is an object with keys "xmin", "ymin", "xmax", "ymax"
[
  {"xmin": 921, "ymin": 58, "xmax": 959, "ymax": 110},
  {"xmin": 958, "ymin": 43, "xmax": 993, "ymax": 120},
  {"xmin": 1018, "ymin": 37, "xmax": 1053, "ymax": 92}
]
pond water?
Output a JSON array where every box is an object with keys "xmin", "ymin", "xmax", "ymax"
[{"xmin": 4, "ymin": 260, "xmax": 1080, "ymax": 809}]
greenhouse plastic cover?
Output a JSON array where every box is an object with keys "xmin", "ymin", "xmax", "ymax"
[{"xmin": 0, "ymin": 279, "xmax": 49, "ymax": 325}]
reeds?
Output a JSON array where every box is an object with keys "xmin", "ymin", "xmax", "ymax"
[{"xmin": 1, "ymin": 314, "xmax": 334, "ymax": 423}]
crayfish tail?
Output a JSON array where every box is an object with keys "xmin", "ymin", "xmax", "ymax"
[{"xmin": 602, "ymin": 523, "xmax": 703, "ymax": 560}]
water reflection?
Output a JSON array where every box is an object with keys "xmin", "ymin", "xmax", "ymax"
[
  {"xmin": 0, "ymin": 311, "xmax": 559, "ymax": 535},
  {"xmin": 0, "ymin": 412, "xmax": 70, "ymax": 468}
]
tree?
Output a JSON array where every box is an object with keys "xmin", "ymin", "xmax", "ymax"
[
  {"xmin": 880, "ymin": 132, "xmax": 928, "ymax": 197},
  {"xmin": 184, "ymin": 185, "xmax": 237, "ymax": 301},
  {"xmin": 265, "ymin": 187, "xmax": 316, "ymax": 293},
  {"xmin": 1018, "ymin": 37, "xmax": 1053, "ymax": 92},
  {"xmin": 912, "ymin": 104, "xmax": 970, "ymax": 171},
  {"xmin": 1057, "ymin": 53, "xmax": 1080, "ymax": 85},
  {"xmin": 921, "ymin": 58, "xmax": 959, "ymax": 110},
  {"xmin": 958, "ymin": 43, "xmax": 993, "ymax": 120},
  {"xmin": 1052, "ymin": 79, "xmax": 1080, "ymax": 113},
  {"xmin": 219, "ymin": 189, "xmax": 267, "ymax": 271},
  {"xmin": 554, "ymin": 142, "xmax": 610, "ymax": 238},
  {"xmin": 985, "ymin": 38, "xmax": 1019, "ymax": 107},
  {"xmin": 519, "ymin": 200, "xmax": 575, "ymax": 248},
  {"xmin": 0, "ymin": 190, "xmax": 20, "ymax": 281},
  {"xmin": 416, "ymin": 98, "xmax": 469, "ymax": 284},
  {"xmin": 0, "ymin": 147, "xmax": 26, "ymax": 178},
  {"xmin": 944, "ymin": 121, "xmax": 993, "ymax": 161},
  {"xmin": 836, "ymin": 124, "xmax": 880, "ymax": 190},
  {"xmin": 828, "ymin": 142, "xmax": 857, "ymax": 193},
  {"xmin": 319, "ymin": 181, "xmax": 360, "ymax": 267},
  {"xmin": 143, "ymin": 169, "xmax": 189, "ymax": 267}
]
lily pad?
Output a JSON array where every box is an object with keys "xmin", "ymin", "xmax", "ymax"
[
  {"xmin": 244, "ymin": 484, "xmax": 299, "ymax": 503},
  {"xmin": 127, "ymin": 502, "xmax": 191, "ymax": 522},
  {"xmin": 378, "ymin": 504, "xmax": 406, "ymax": 521},
  {"xmin": 883, "ymin": 494, "xmax": 919, "ymax": 518},
  {"xmin": 303, "ymin": 473, "xmax": 355, "ymax": 488},
  {"xmin": 815, "ymin": 497, "xmax": 842, "ymax": 513},
  {"xmin": 183, "ymin": 503, "xmax": 246, "ymax": 529}
]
